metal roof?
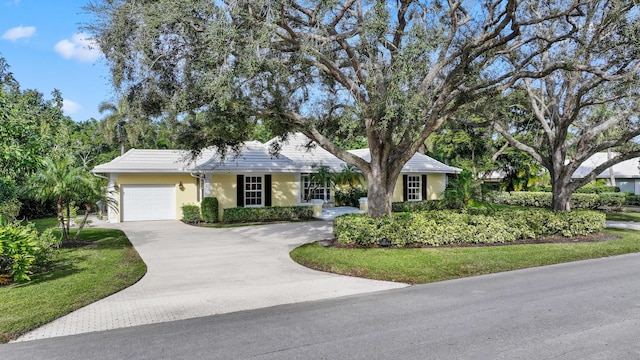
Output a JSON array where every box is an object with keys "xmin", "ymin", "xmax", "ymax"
[
  {"xmin": 573, "ymin": 153, "xmax": 640, "ymax": 179},
  {"xmin": 93, "ymin": 133, "xmax": 462, "ymax": 175}
]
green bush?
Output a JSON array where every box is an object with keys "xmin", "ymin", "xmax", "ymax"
[
  {"xmin": 575, "ymin": 185, "xmax": 620, "ymax": 194},
  {"xmin": 223, "ymin": 206, "xmax": 313, "ymax": 223},
  {"xmin": 201, "ymin": 197, "xmax": 219, "ymax": 223},
  {"xmin": 334, "ymin": 209, "xmax": 605, "ymax": 247},
  {"xmin": 181, "ymin": 205, "xmax": 201, "ymax": 224},
  {"xmin": 0, "ymin": 198, "xmax": 21, "ymax": 222},
  {"xmin": 391, "ymin": 200, "xmax": 441, "ymax": 212},
  {"xmin": 598, "ymin": 192, "xmax": 626, "ymax": 208},
  {"xmin": 0, "ymin": 223, "xmax": 57, "ymax": 282},
  {"xmin": 489, "ymin": 191, "xmax": 620, "ymax": 209},
  {"xmin": 334, "ymin": 188, "xmax": 367, "ymax": 207},
  {"xmin": 625, "ymin": 193, "xmax": 640, "ymax": 206}
]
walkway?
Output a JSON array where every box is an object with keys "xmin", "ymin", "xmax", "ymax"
[{"xmin": 16, "ymin": 220, "xmax": 405, "ymax": 342}]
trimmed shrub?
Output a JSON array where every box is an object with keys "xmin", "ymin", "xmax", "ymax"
[
  {"xmin": 201, "ymin": 197, "xmax": 219, "ymax": 223},
  {"xmin": 391, "ymin": 200, "xmax": 441, "ymax": 212},
  {"xmin": 181, "ymin": 205, "xmax": 201, "ymax": 224},
  {"xmin": 598, "ymin": 192, "xmax": 626, "ymax": 208},
  {"xmin": 575, "ymin": 185, "xmax": 620, "ymax": 194},
  {"xmin": 223, "ymin": 206, "xmax": 313, "ymax": 223},
  {"xmin": 489, "ymin": 191, "xmax": 621, "ymax": 209},
  {"xmin": 334, "ymin": 209, "xmax": 605, "ymax": 247},
  {"xmin": 0, "ymin": 223, "xmax": 57, "ymax": 283},
  {"xmin": 625, "ymin": 193, "xmax": 640, "ymax": 206}
]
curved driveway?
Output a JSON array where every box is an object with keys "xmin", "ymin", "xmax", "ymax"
[{"xmin": 17, "ymin": 220, "xmax": 406, "ymax": 341}]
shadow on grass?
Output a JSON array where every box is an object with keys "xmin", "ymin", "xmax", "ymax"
[{"xmin": 11, "ymin": 256, "xmax": 85, "ymax": 288}]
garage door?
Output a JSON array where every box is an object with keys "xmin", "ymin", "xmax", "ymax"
[{"xmin": 121, "ymin": 185, "xmax": 176, "ymax": 221}]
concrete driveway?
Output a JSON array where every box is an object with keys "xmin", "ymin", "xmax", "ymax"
[{"xmin": 17, "ymin": 220, "xmax": 406, "ymax": 341}]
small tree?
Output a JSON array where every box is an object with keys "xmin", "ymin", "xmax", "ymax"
[
  {"xmin": 441, "ymin": 170, "xmax": 483, "ymax": 209},
  {"xmin": 25, "ymin": 156, "xmax": 110, "ymax": 244},
  {"xmin": 305, "ymin": 165, "xmax": 334, "ymax": 202}
]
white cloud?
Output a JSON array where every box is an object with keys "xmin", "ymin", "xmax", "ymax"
[
  {"xmin": 54, "ymin": 33, "xmax": 102, "ymax": 63},
  {"xmin": 1, "ymin": 25, "xmax": 36, "ymax": 42},
  {"xmin": 63, "ymin": 99, "xmax": 82, "ymax": 115}
]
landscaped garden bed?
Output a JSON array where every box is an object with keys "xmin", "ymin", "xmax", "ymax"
[{"xmin": 334, "ymin": 208, "xmax": 606, "ymax": 247}]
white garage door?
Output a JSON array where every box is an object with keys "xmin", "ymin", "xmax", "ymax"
[{"xmin": 121, "ymin": 185, "xmax": 176, "ymax": 221}]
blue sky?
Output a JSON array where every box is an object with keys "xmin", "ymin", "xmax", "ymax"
[{"xmin": 0, "ymin": 0, "xmax": 112, "ymax": 122}]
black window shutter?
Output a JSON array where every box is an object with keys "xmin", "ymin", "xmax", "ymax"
[
  {"xmin": 421, "ymin": 174, "xmax": 427, "ymax": 201},
  {"xmin": 264, "ymin": 175, "xmax": 272, "ymax": 207},
  {"xmin": 236, "ymin": 175, "xmax": 244, "ymax": 207},
  {"xmin": 402, "ymin": 175, "xmax": 408, "ymax": 202}
]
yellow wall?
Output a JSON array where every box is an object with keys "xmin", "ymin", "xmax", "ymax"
[
  {"xmin": 113, "ymin": 174, "xmax": 198, "ymax": 222},
  {"xmin": 389, "ymin": 174, "xmax": 447, "ymax": 202},
  {"xmin": 272, "ymin": 174, "xmax": 298, "ymax": 206},
  {"xmin": 427, "ymin": 174, "xmax": 446, "ymax": 200},
  {"xmin": 210, "ymin": 174, "xmax": 237, "ymax": 221}
]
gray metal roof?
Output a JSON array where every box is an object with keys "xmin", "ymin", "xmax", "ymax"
[
  {"xmin": 573, "ymin": 153, "xmax": 640, "ymax": 179},
  {"xmin": 265, "ymin": 132, "xmax": 347, "ymax": 172},
  {"xmin": 93, "ymin": 133, "xmax": 462, "ymax": 175},
  {"xmin": 347, "ymin": 149, "xmax": 462, "ymax": 174},
  {"xmin": 194, "ymin": 141, "xmax": 300, "ymax": 173},
  {"xmin": 92, "ymin": 149, "xmax": 201, "ymax": 173}
]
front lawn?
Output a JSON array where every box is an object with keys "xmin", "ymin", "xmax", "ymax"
[
  {"xmin": 291, "ymin": 228, "xmax": 640, "ymax": 284},
  {"xmin": 0, "ymin": 224, "xmax": 146, "ymax": 343},
  {"xmin": 606, "ymin": 211, "xmax": 640, "ymax": 222}
]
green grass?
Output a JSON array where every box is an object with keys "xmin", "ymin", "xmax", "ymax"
[
  {"xmin": 0, "ymin": 224, "xmax": 147, "ymax": 343},
  {"xmin": 291, "ymin": 229, "xmax": 640, "ymax": 284},
  {"xmin": 606, "ymin": 211, "xmax": 640, "ymax": 222}
]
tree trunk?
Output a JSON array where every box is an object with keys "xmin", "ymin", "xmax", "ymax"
[
  {"xmin": 366, "ymin": 154, "xmax": 399, "ymax": 218},
  {"xmin": 56, "ymin": 200, "xmax": 69, "ymax": 243},
  {"xmin": 550, "ymin": 166, "xmax": 574, "ymax": 211},
  {"xmin": 74, "ymin": 203, "xmax": 92, "ymax": 241}
]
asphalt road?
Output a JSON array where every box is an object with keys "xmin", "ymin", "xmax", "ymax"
[{"xmin": 2, "ymin": 253, "xmax": 640, "ymax": 360}]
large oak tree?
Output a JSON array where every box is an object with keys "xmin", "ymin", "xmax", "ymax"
[
  {"xmin": 492, "ymin": 0, "xmax": 640, "ymax": 210},
  {"xmin": 87, "ymin": 0, "xmax": 585, "ymax": 217}
]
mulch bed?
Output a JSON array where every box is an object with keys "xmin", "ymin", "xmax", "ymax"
[{"xmin": 319, "ymin": 232, "xmax": 621, "ymax": 249}]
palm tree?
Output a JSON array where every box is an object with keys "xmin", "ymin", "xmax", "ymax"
[
  {"xmin": 26, "ymin": 156, "xmax": 84, "ymax": 243},
  {"xmin": 335, "ymin": 164, "xmax": 364, "ymax": 188},
  {"xmin": 98, "ymin": 98, "xmax": 149, "ymax": 155}
]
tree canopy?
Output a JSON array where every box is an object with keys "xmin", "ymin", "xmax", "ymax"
[
  {"xmin": 86, "ymin": 0, "xmax": 591, "ymax": 217},
  {"xmin": 491, "ymin": 1, "xmax": 640, "ymax": 210}
]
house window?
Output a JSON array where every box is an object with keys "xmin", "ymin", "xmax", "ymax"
[
  {"xmin": 407, "ymin": 175, "xmax": 421, "ymax": 201},
  {"xmin": 245, "ymin": 176, "xmax": 263, "ymax": 206},
  {"xmin": 301, "ymin": 174, "xmax": 331, "ymax": 202}
]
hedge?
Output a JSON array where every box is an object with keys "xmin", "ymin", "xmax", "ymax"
[
  {"xmin": 222, "ymin": 205, "xmax": 313, "ymax": 223},
  {"xmin": 201, "ymin": 197, "xmax": 219, "ymax": 223},
  {"xmin": 334, "ymin": 209, "xmax": 606, "ymax": 247},
  {"xmin": 489, "ymin": 191, "xmax": 625, "ymax": 209},
  {"xmin": 538, "ymin": 185, "xmax": 621, "ymax": 194},
  {"xmin": 181, "ymin": 205, "xmax": 201, "ymax": 224},
  {"xmin": 391, "ymin": 200, "xmax": 441, "ymax": 212},
  {"xmin": 626, "ymin": 193, "xmax": 640, "ymax": 206}
]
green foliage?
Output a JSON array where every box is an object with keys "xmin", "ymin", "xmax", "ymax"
[
  {"xmin": 201, "ymin": 197, "xmax": 219, "ymax": 223},
  {"xmin": 575, "ymin": 185, "xmax": 620, "ymax": 194},
  {"xmin": 441, "ymin": 170, "xmax": 482, "ymax": 209},
  {"xmin": 625, "ymin": 193, "xmax": 640, "ymax": 206},
  {"xmin": 334, "ymin": 209, "xmax": 605, "ymax": 247},
  {"xmin": 222, "ymin": 206, "xmax": 313, "ymax": 223},
  {"xmin": 181, "ymin": 205, "xmax": 201, "ymax": 224},
  {"xmin": 391, "ymin": 200, "xmax": 441, "ymax": 212},
  {"xmin": 489, "ymin": 191, "xmax": 622, "ymax": 210},
  {"xmin": 0, "ymin": 198, "xmax": 21, "ymax": 223},
  {"xmin": 0, "ymin": 222, "xmax": 57, "ymax": 283},
  {"xmin": 334, "ymin": 188, "xmax": 367, "ymax": 207}
]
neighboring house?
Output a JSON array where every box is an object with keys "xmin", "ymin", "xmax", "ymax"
[
  {"xmin": 573, "ymin": 153, "xmax": 640, "ymax": 194},
  {"xmin": 92, "ymin": 133, "xmax": 462, "ymax": 222}
]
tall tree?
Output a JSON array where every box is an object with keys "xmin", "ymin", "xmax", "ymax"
[
  {"xmin": 87, "ymin": 0, "xmax": 584, "ymax": 217},
  {"xmin": 492, "ymin": 1, "xmax": 640, "ymax": 210},
  {"xmin": 98, "ymin": 97, "xmax": 151, "ymax": 155}
]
